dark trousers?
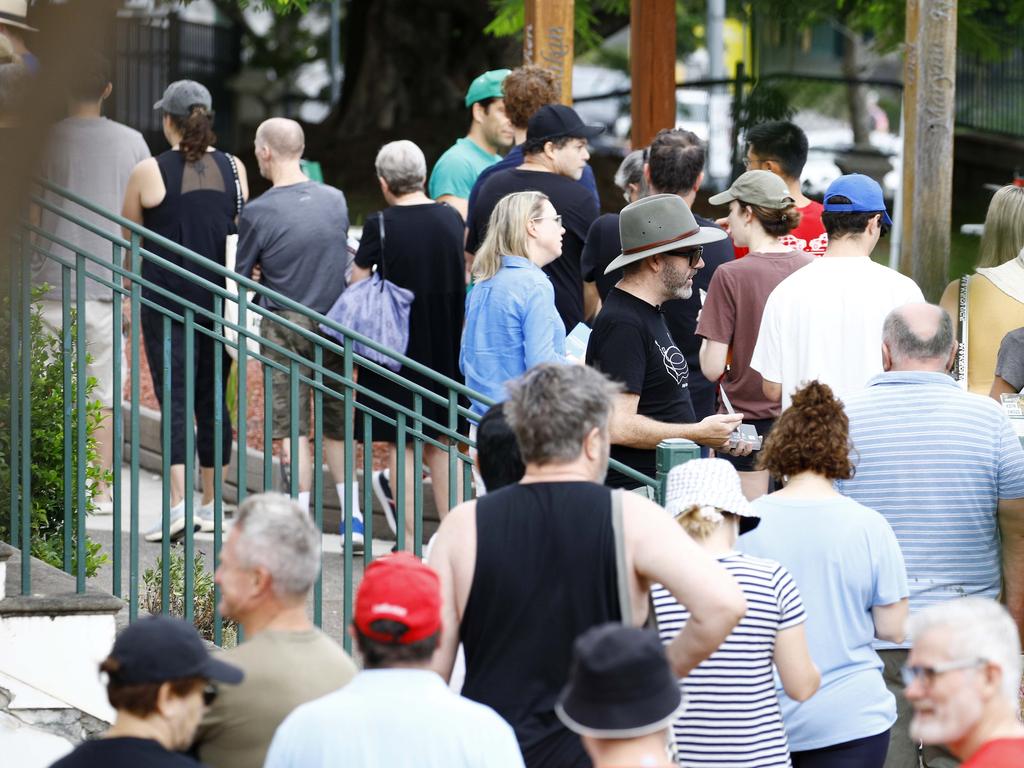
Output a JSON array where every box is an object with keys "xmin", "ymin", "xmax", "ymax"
[
  {"xmin": 792, "ymin": 730, "xmax": 891, "ymax": 768},
  {"xmin": 141, "ymin": 307, "xmax": 232, "ymax": 467},
  {"xmin": 879, "ymin": 649, "xmax": 961, "ymax": 768}
]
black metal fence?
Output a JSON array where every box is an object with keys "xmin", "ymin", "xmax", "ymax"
[
  {"xmin": 108, "ymin": 13, "xmax": 242, "ymax": 154},
  {"xmin": 957, "ymin": 47, "xmax": 1024, "ymax": 138}
]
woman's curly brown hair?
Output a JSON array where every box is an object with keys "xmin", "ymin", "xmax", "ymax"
[
  {"xmin": 502, "ymin": 66, "xmax": 559, "ymax": 129},
  {"xmin": 757, "ymin": 380, "xmax": 854, "ymax": 481}
]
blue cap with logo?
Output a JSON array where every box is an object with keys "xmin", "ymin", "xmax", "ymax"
[{"xmin": 823, "ymin": 173, "xmax": 892, "ymax": 227}]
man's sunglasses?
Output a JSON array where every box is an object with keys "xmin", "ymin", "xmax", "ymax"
[
  {"xmin": 661, "ymin": 246, "xmax": 704, "ymax": 267},
  {"xmin": 899, "ymin": 658, "xmax": 987, "ymax": 688},
  {"xmin": 203, "ymin": 684, "xmax": 219, "ymax": 706}
]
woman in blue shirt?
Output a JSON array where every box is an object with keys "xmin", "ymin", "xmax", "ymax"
[
  {"xmin": 740, "ymin": 381, "xmax": 909, "ymax": 768},
  {"xmin": 460, "ymin": 190, "xmax": 567, "ymax": 416}
]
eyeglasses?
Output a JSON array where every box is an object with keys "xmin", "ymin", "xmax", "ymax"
[
  {"xmin": 203, "ymin": 683, "xmax": 219, "ymax": 706},
  {"xmin": 531, "ymin": 214, "xmax": 563, "ymax": 226},
  {"xmin": 662, "ymin": 246, "xmax": 704, "ymax": 267},
  {"xmin": 900, "ymin": 658, "xmax": 988, "ymax": 688}
]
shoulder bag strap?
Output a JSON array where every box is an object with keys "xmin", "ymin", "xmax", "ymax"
[
  {"xmin": 225, "ymin": 153, "xmax": 243, "ymax": 218},
  {"xmin": 956, "ymin": 275, "xmax": 970, "ymax": 388},
  {"xmin": 611, "ymin": 489, "xmax": 633, "ymax": 625},
  {"xmin": 377, "ymin": 211, "xmax": 387, "ymax": 290}
]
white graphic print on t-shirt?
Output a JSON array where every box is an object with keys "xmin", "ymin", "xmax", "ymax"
[{"xmin": 656, "ymin": 340, "xmax": 689, "ymax": 387}]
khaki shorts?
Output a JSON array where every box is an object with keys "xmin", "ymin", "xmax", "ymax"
[
  {"xmin": 38, "ymin": 299, "xmax": 124, "ymax": 409},
  {"xmin": 261, "ymin": 310, "xmax": 347, "ymax": 440}
]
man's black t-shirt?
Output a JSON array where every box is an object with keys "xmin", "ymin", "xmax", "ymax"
[
  {"xmin": 586, "ymin": 287, "xmax": 696, "ymax": 488},
  {"xmin": 580, "ymin": 212, "xmax": 733, "ymax": 420},
  {"xmin": 466, "ymin": 168, "xmax": 599, "ymax": 332},
  {"xmin": 50, "ymin": 737, "xmax": 204, "ymax": 768}
]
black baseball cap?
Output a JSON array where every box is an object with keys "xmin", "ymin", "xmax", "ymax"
[
  {"xmin": 526, "ymin": 104, "xmax": 604, "ymax": 144},
  {"xmin": 107, "ymin": 616, "xmax": 243, "ymax": 685}
]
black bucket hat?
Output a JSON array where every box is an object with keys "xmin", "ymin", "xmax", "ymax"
[{"xmin": 556, "ymin": 623, "xmax": 683, "ymax": 738}]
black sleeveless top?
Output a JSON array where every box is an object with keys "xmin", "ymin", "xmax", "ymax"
[
  {"xmin": 141, "ymin": 149, "xmax": 237, "ymax": 319},
  {"xmin": 460, "ymin": 482, "xmax": 621, "ymax": 768}
]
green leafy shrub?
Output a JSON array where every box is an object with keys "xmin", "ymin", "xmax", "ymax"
[
  {"xmin": 142, "ymin": 548, "xmax": 239, "ymax": 648},
  {"xmin": 0, "ymin": 287, "xmax": 109, "ymax": 576}
]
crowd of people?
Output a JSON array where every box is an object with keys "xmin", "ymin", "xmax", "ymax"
[{"xmin": 3, "ymin": 6, "xmax": 1023, "ymax": 764}]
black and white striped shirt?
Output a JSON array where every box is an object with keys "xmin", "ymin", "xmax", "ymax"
[{"xmin": 652, "ymin": 552, "xmax": 806, "ymax": 768}]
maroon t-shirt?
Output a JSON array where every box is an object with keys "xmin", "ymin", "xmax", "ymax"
[{"xmin": 696, "ymin": 250, "xmax": 814, "ymax": 419}]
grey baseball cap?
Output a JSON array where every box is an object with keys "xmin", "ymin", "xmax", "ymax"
[
  {"xmin": 708, "ymin": 170, "xmax": 795, "ymax": 210},
  {"xmin": 153, "ymin": 80, "xmax": 212, "ymax": 116},
  {"xmin": 605, "ymin": 194, "xmax": 727, "ymax": 274}
]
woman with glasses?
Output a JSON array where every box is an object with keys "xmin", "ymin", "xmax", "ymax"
[
  {"xmin": 460, "ymin": 190, "xmax": 566, "ymax": 420},
  {"xmin": 741, "ymin": 380, "xmax": 909, "ymax": 768}
]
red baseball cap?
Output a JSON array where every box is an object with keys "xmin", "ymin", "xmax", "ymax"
[{"xmin": 354, "ymin": 553, "xmax": 442, "ymax": 645}]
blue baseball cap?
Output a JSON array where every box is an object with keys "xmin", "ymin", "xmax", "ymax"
[{"xmin": 823, "ymin": 173, "xmax": 892, "ymax": 227}]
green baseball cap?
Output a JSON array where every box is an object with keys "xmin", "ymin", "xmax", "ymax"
[
  {"xmin": 708, "ymin": 170, "xmax": 795, "ymax": 210},
  {"xmin": 465, "ymin": 68, "xmax": 510, "ymax": 108}
]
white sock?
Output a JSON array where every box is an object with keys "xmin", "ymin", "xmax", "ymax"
[
  {"xmin": 298, "ymin": 491, "xmax": 311, "ymax": 513},
  {"xmin": 337, "ymin": 482, "xmax": 363, "ymax": 521}
]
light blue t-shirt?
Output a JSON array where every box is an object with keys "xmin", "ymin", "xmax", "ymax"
[
  {"xmin": 460, "ymin": 255, "xmax": 566, "ymax": 415},
  {"xmin": 428, "ymin": 137, "xmax": 500, "ymax": 200},
  {"xmin": 837, "ymin": 371, "xmax": 1024, "ymax": 649},
  {"xmin": 264, "ymin": 669, "xmax": 525, "ymax": 768},
  {"xmin": 741, "ymin": 494, "xmax": 908, "ymax": 752}
]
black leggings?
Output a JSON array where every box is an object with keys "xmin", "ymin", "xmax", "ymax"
[
  {"xmin": 791, "ymin": 730, "xmax": 891, "ymax": 768},
  {"xmin": 141, "ymin": 307, "xmax": 232, "ymax": 467}
]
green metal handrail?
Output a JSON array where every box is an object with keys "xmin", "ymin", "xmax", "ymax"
[{"xmin": 4, "ymin": 180, "xmax": 661, "ymax": 650}]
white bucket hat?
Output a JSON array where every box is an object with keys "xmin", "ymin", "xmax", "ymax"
[
  {"xmin": 0, "ymin": 1, "xmax": 38, "ymax": 33},
  {"xmin": 664, "ymin": 458, "xmax": 760, "ymax": 533}
]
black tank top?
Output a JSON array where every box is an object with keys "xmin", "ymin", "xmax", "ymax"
[
  {"xmin": 460, "ymin": 482, "xmax": 622, "ymax": 768},
  {"xmin": 141, "ymin": 149, "xmax": 236, "ymax": 319}
]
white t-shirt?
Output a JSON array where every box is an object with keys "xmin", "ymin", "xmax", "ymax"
[{"xmin": 750, "ymin": 256, "xmax": 924, "ymax": 410}]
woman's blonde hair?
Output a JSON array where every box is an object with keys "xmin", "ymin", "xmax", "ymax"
[
  {"xmin": 675, "ymin": 505, "xmax": 732, "ymax": 540},
  {"xmin": 977, "ymin": 185, "xmax": 1024, "ymax": 269},
  {"xmin": 472, "ymin": 191, "xmax": 550, "ymax": 282}
]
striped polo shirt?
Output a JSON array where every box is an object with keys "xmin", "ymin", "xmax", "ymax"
[
  {"xmin": 652, "ymin": 552, "xmax": 806, "ymax": 767},
  {"xmin": 838, "ymin": 370, "xmax": 1024, "ymax": 649}
]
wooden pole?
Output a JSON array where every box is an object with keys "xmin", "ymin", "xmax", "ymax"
[
  {"xmin": 900, "ymin": 0, "xmax": 958, "ymax": 300},
  {"xmin": 898, "ymin": 0, "xmax": 920, "ymax": 276},
  {"xmin": 630, "ymin": 0, "xmax": 677, "ymax": 148},
  {"xmin": 523, "ymin": 0, "xmax": 575, "ymax": 105}
]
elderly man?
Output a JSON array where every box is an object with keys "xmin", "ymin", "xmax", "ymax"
[
  {"xmin": 430, "ymin": 363, "xmax": 746, "ymax": 768},
  {"xmin": 837, "ymin": 303, "xmax": 1024, "ymax": 768},
  {"xmin": 750, "ymin": 174, "xmax": 924, "ymax": 410},
  {"xmin": 586, "ymin": 193, "xmax": 747, "ymax": 489},
  {"xmin": 192, "ymin": 493, "xmax": 357, "ymax": 768},
  {"xmin": 428, "ymin": 68, "xmax": 513, "ymax": 219},
  {"xmin": 265, "ymin": 553, "xmax": 525, "ymax": 768},
  {"xmin": 233, "ymin": 118, "xmax": 363, "ymax": 543},
  {"xmin": 905, "ymin": 598, "xmax": 1024, "ymax": 766}
]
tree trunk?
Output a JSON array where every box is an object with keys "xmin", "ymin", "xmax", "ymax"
[{"xmin": 839, "ymin": 28, "xmax": 873, "ymax": 146}]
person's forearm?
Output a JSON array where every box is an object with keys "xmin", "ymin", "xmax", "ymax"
[
  {"xmin": 1000, "ymin": 506, "xmax": 1024, "ymax": 634},
  {"xmin": 665, "ymin": 606, "xmax": 743, "ymax": 678},
  {"xmin": 611, "ymin": 412, "xmax": 688, "ymax": 449}
]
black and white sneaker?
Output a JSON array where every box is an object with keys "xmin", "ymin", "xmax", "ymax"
[{"xmin": 372, "ymin": 469, "xmax": 398, "ymax": 535}]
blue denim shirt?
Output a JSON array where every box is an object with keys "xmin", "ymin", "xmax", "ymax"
[{"xmin": 460, "ymin": 255, "xmax": 566, "ymax": 415}]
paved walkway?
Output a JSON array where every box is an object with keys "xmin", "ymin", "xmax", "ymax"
[{"xmin": 84, "ymin": 465, "xmax": 395, "ymax": 644}]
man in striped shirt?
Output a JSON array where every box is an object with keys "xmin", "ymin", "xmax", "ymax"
[{"xmin": 837, "ymin": 302, "xmax": 1024, "ymax": 768}]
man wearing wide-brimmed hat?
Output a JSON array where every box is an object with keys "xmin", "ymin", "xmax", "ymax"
[
  {"xmin": 0, "ymin": 0, "xmax": 37, "ymax": 73},
  {"xmin": 585, "ymin": 193, "xmax": 752, "ymax": 489}
]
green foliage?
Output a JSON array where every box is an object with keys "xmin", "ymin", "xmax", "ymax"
[
  {"xmin": 733, "ymin": 80, "xmax": 795, "ymax": 135},
  {"xmin": 486, "ymin": 0, "xmax": 630, "ymax": 53},
  {"xmin": 0, "ymin": 287, "xmax": 109, "ymax": 577},
  {"xmin": 142, "ymin": 548, "xmax": 238, "ymax": 648}
]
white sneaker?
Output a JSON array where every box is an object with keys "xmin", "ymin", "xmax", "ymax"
[
  {"xmin": 372, "ymin": 470, "xmax": 398, "ymax": 535},
  {"xmin": 144, "ymin": 502, "xmax": 198, "ymax": 542},
  {"xmin": 197, "ymin": 502, "xmax": 216, "ymax": 533}
]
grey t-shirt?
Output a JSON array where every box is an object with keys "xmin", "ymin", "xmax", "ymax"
[
  {"xmin": 234, "ymin": 180, "xmax": 349, "ymax": 314},
  {"xmin": 995, "ymin": 327, "xmax": 1024, "ymax": 392},
  {"xmin": 34, "ymin": 117, "xmax": 151, "ymax": 301}
]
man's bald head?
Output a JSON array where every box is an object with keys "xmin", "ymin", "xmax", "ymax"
[
  {"xmin": 256, "ymin": 117, "xmax": 305, "ymax": 160},
  {"xmin": 882, "ymin": 303, "xmax": 956, "ymax": 371}
]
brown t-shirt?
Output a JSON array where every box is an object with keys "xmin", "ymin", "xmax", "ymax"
[{"xmin": 696, "ymin": 250, "xmax": 813, "ymax": 419}]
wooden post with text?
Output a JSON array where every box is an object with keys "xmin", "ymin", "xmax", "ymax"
[
  {"xmin": 523, "ymin": 0, "xmax": 575, "ymax": 105},
  {"xmin": 899, "ymin": 0, "xmax": 958, "ymax": 300},
  {"xmin": 630, "ymin": 0, "xmax": 677, "ymax": 149}
]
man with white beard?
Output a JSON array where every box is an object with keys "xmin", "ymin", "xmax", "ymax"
[{"xmin": 904, "ymin": 598, "xmax": 1024, "ymax": 767}]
